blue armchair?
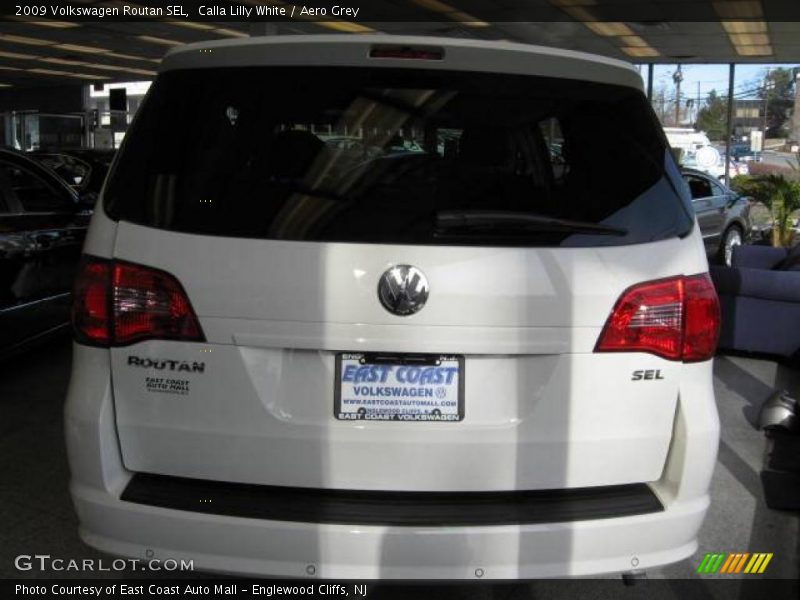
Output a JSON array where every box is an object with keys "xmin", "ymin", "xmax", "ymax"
[{"xmin": 710, "ymin": 245, "xmax": 800, "ymax": 363}]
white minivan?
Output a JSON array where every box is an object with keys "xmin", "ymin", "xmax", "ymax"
[{"xmin": 65, "ymin": 35, "xmax": 720, "ymax": 579}]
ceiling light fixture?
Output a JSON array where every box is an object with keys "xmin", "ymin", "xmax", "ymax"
[
  {"xmin": 734, "ymin": 44, "xmax": 773, "ymax": 56},
  {"xmin": 106, "ymin": 51, "xmax": 160, "ymax": 63},
  {"xmin": 137, "ymin": 35, "xmax": 186, "ymax": 47},
  {"xmin": 69, "ymin": 73, "xmax": 113, "ymax": 80},
  {"xmin": 621, "ymin": 46, "xmax": 660, "ymax": 57},
  {"xmin": 40, "ymin": 57, "xmax": 88, "ymax": 66},
  {"xmin": 0, "ymin": 50, "xmax": 37, "ymax": 60},
  {"xmin": 552, "ymin": 0, "xmax": 658, "ymax": 58},
  {"xmin": 715, "ymin": 3, "xmax": 772, "ymax": 58},
  {"xmin": 55, "ymin": 43, "xmax": 109, "ymax": 54},
  {"xmin": 411, "ymin": 0, "xmax": 490, "ymax": 28},
  {"xmin": 584, "ymin": 21, "xmax": 635, "ymax": 36},
  {"xmin": 80, "ymin": 63, "xmax": 122, "ymax": 71},
  {"xmin": 213, "ymin": 28, "xmax": 249, "ymax": 38},
  {"xmin": 316, "ymin": 21, "xmax": 377, "ymax": 33},
  {"xmin": 27, "ymin": 67, "xmax": 74, "ymax": 75},
  {"xmin": 27, "ymin": 67, "xmax": 110, "ymax": 80},
  {"xmin": 729, "ymin": 32, "xmax": 770, "ymax": 45},
  {"xmin": 166, "ymin": 21, "xmax": 215, "ymax": 30},
  {"xmin": 75, "ymin": 62, "xmax": 156, "ymax": 76},
  {"xmin": 722, "ymin": 20, "xmax": 768, "ymax": 33},
  {"xmin": 28, "ymin": 20, "xmax": 80, "ymax": 28},
  {"xmin": 0, "ymin": 34, "xmax": 54, "ymax": 46},
  {"xmin": 5, "ymin": 16, "xmax": 80, "ymax": 28},
  {"xmin": 618, "ymin": 35, "xmax": 650, "ymax": 47},
  {"xmin": 555, "ymin": 3, "xmax": 635, "ymax": 37}
]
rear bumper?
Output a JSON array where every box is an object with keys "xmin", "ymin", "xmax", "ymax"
[
  {"xmin": 65, "ymin": 344, "xmax": 719, "ymax": 578},
  {"xmin": 119, "ymin": 473, "xmax": 663, "ymax": 526},
  {"xmin": 72, "ymin": 480, "xmax": 705, "ymax": 579}
]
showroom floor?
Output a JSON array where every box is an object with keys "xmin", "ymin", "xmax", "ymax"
[{"xmin": 1, "ymin": 337, "xmax": 798, "ymax": 598}]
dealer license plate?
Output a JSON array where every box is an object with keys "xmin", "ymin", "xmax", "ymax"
[{"xmin": 334, "ymin": 353, "xmax": 464, "ymax": 422}]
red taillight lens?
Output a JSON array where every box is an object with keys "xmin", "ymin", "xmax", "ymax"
[
  {"xmin": 72, "ymin": 256, "xmax": 205, "ymax": 347},
  {"xmin": 72, "ymin": 258, "xmax": 111, "ymax": 346},
  {"xmin": 112, "ymin": 260, "xmax": 204, "ymax": 345},
  {"xmin": 595, "ymin": 274, "xmax": 720, "ymax": 362},
  {"xmin": 681, "ymin": 274, "xmax": 721, "ymax": 362}
]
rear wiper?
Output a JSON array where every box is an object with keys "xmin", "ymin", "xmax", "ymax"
[{"xmin": 435, "ymin": 210, "xmax": 628, "ymax": 237}]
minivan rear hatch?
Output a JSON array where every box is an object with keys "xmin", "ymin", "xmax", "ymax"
[{"xmin": 100, "ymin": 54, "xmax": 699, "ymax": 492}]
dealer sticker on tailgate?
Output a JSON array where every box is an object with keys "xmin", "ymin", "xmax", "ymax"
[{"xmin": 334, "ymin": 353, "xmax": 464, "ymax": 422}]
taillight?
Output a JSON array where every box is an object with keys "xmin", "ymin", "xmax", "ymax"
[
  {"xmin": 72, "ymin": 258, "xmax": 111, "ymax": 346},
  {"xmin": 72, "ymin": 256, "xmax": 205, "ymax": 347},
  {"xmin": 595, "ymin": 274, "xmax": 720, "ymax": 362}
]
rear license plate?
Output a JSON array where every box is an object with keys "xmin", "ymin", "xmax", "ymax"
[{"xmin": 334, "ymin": 353, "xmax": 464, "ymax": 422}]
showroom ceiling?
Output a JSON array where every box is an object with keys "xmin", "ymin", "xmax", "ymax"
[{"xmin": 0, "ymin": 0, "xmax": 799, "ymax": 88}]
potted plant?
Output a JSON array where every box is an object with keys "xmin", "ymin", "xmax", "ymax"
[{"xmin": 733, "ymin": 172, "xmax": 800, "ymax": 247}]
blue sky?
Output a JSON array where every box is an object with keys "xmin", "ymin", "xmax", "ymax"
[{"xmin": 641, "ymin": 63, "xmax": 798, "ymax": 102}]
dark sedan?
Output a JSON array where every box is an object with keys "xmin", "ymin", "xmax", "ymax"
[
  {"xmin": 31, "ymin": 148, "xmax": 114, "ymax": 205},
  {"xmin": 682, "ymin": 167, "xmax": 752, "ymax": 267},
  {"xmin": 0, "ymin": 147, "xmax": 91, "ymax": 358}
]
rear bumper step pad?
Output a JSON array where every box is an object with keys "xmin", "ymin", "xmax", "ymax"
[{"xmin": 121, "ymin": 473, "xmax": 663, "ymax": 526}]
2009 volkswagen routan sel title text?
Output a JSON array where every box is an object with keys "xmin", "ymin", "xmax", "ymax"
[{"xmin": 65, "ymin": 35, "xmax": 721, "ymax": 579}]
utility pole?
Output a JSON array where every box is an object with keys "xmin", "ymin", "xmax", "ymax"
[
  {"xmin": 762, "ymin": 68, "xmax": 771, "ymax": 140},
  {"xmin": 696, "ymin": 81, "xmax": 701, "ymax": 124},
  {"xmin": 725, "ymin": 64, "xmax": 736, "ymax": 187},
  {"xmin": 673, "ymin": 65, "xmax": 683, "ymax": 126}
]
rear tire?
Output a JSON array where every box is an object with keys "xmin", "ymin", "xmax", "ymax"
[{"xmin": 719, "ymin": 225, "xmax": 743, "ymax": 267}]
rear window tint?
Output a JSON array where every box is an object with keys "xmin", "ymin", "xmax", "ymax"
[{"xmin": 105, "ymin": 67, "xmax": 693, "ymax": 247}]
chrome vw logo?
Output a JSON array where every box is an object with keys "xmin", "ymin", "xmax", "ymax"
[{"xmin": 377, "ymin": 265, "xmax": 429, "ymax": 316}]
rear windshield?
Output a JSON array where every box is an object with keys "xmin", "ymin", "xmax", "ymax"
[{"xmin": 105, "ymin": 66, "xmax": 693, "ymax": 247}]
